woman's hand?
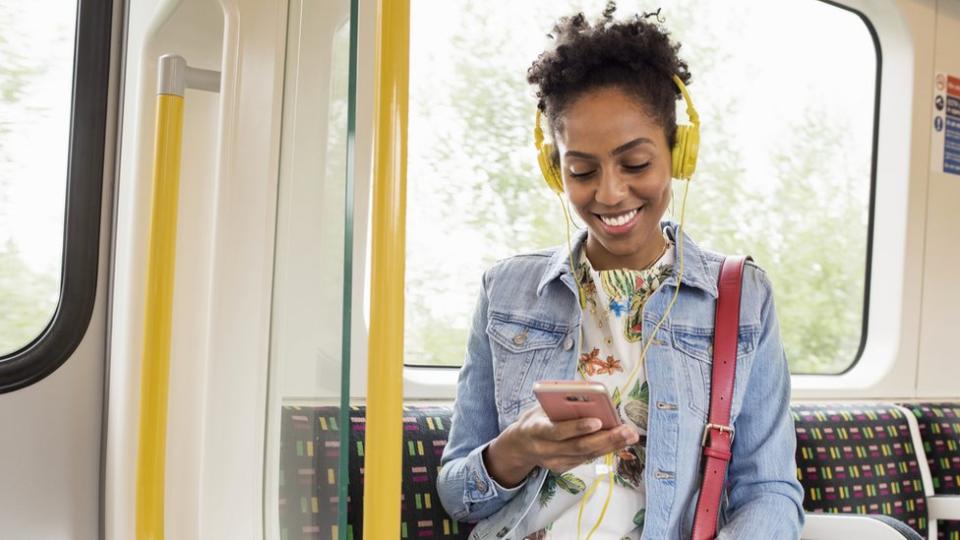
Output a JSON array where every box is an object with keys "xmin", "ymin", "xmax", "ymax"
[{"xmin": 482, "ymin": 405, "xmax": 639, "ymax": 488}]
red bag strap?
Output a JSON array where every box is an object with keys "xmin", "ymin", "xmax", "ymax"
[{"xmin": 691, "ymin": 255, "xmax": 748, "ymax": 540}]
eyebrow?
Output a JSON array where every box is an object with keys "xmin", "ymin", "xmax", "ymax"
[{"xmin": 563, "ymin": 137, "xmax": 655, "ymax": 160}]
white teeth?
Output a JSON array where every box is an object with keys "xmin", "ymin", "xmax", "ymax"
[{"xmin": 600, "ymin": 209, "xmax": 638, "ymax": 227}]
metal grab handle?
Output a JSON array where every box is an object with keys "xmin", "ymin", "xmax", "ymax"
[{"xmin": 135, "ymin": 54, "xmax": 220, "ymax": 540}]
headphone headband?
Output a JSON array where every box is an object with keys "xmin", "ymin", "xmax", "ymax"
[{"xmin": 671, "ymin": 74, "xmax": 699, "ymax": 127}]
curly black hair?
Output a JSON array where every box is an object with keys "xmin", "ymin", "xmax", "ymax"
[{"xmin": 527, "ymin": 2, "xmax": 691, "ymax": 147}]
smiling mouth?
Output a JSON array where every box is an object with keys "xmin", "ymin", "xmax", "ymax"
[{"xmin": 596, "ymin": 208, "xmax": 640, "ymax": 228}]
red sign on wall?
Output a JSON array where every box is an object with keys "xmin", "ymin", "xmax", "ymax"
[{"xmin": 949, "ymin": 75, "xmax": 960, "ymax": 97}]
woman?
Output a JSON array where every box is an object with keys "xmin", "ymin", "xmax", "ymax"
[{"xmin": 437, "ymin": 5, "xmax": 804, "ymax": 539}]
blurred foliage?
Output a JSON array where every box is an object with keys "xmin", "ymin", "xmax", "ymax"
[
  {"xmin": 405, "ymin": 1, "xmax": 869, "ymax": 374},
  {"xmin": 0, "ymin": 3, "xmax": 60, "ymax": 356},
  {"xmin": 1, "ymin": 3, "xmax": 41, "ymax": 200},
  {"xmin": 0, "ymin": 240, "xmax": 57, "ymax": 356},
  {"xmin": 404, "ymin": 1, "xmax": 567, "ymax": 366}
]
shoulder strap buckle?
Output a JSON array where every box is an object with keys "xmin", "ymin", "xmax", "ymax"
[{"xmin": 701, "ymin": 422, "xmax": 735, "ymax": 447}]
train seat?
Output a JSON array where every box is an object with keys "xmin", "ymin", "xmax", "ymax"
[
  {"xmin": 279, "ymin": 404, "xmax": 470, "ymax": 540},
  {"xmin": 791, "ymin": 403, "xmax": 931, "ymax": 539},
  {"xmin": 279, "ymin": 406, "xmax": 342, "ymax": 538},
  {"xmin": 279, "ymin": 402, "xmax": 960, "ymax": 539},
  {"xmin": 898, "ymin": 403, "xmax": 960, "ymax": 540}
]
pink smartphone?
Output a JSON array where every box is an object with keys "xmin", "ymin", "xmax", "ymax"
[{"xmin": 533, "ymin": 380, "xmax": 622, "ymax": 430}]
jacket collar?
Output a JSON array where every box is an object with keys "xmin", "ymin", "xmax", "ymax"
[{"xmin": 536, "ymin": 221, "xmax": 719, "ymax": 299}]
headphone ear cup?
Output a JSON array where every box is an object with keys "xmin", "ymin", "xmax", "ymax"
[
  {"xmin": 671, "ymin": 123, "xmax": 700, "ymax": 180},
  {"xmin": 538, "ymin": 142, "xmax": 564, "ymax": 194}
]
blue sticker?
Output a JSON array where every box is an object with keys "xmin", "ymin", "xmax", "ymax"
[
  {"xmin": 947, "ymin": 97, "xmax": 960, "ymax": 173},
  {"xmin": 948, "ymin": 96, "xmax": 960, "ymax": 117}
]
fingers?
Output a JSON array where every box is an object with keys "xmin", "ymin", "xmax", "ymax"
[
  {"xmin": 538, "ymin": 417, "xmax": 605, "ymax": 442},
  {"xmin": 555, "ymin": 425, "xmax": 639, "ymax": 459},
  {"xmin": 533, "ymin": 426, "xmax": 640, "ymax": 473},
  {"xmin": 516, "ymin": 406, "xmax": 603, "ymax": 442},
  {"xmin": 541, "ymin": 427, "xmax": 640, "ymax": 473},
  {"xmin": 514, "ymin": 407, "xmax": 641, "ymax": 472}
]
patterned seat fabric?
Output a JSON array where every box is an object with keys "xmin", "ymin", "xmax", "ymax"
[
  {"xmin": 792, "ymin": 403, "xmax": 928, "ymax": 537},
  {"xmin": 900, "ymin": 402, "xmax": 960, "ymax": 540},
  {"xmin": 281, "ymin": 402, "xmax": 943, "ymax": 539},
  {"xmin": 279, "ymin": 404, "xmax": 471, "ymax": 540},
  {"xmin": 279, "ymin": 406, "xmax": 344, "ymax": 540}
]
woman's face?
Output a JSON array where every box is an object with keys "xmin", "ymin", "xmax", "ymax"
[{"xmin": 554, "ymin": 86, "xmax": 673, "ymax": 271}]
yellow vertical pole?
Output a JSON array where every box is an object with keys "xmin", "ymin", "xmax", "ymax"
[
  {"xmin": 135, "ymin": 55, "xmax": 219, "ymax": 540},
  {"xmin": 136, "ymin": 91, "xmax": 184, "ymax": 540},
  {"xmin": 363, "ymin": 0, "xmax": 410, "ymax": 538}
]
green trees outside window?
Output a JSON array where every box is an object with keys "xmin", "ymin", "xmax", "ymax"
[{"xmin": 405, "ymin": 0, "xmax": 875, "ymax": 374}]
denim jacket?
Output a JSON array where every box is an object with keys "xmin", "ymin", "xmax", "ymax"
[{"xmin": 437, "ymin": 223, "xmax": 805, "ymax": 539}]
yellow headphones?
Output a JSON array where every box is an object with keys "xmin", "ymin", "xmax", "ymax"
[{"xmin": 534, "ymin": 74, "xmax": 700, "ymax": 191}]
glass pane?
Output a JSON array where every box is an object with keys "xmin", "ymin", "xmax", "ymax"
[
  {"xmin": 405, "ymin": 0, "xmax": 875, "ymax": 374},
  {"xmin": 268, "ymin": 0, "xmax": 353, "ymax": 538},
  {"xmin": 0, "ymin": 1, "xmax": 78, "ymax": 356}
]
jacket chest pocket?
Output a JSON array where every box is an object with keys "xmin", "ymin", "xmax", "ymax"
[
  {"xmin": 671, "ymin": 324, "xmax": 759, "ymax": 419},
  {"xmin": 487, "ymin": 318, "xmax": 567, "ymax": 423}
]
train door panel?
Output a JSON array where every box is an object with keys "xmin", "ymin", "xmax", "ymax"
[{"xmin": 105, "ymin": 0, "xmax": 288, "ymax": 538}]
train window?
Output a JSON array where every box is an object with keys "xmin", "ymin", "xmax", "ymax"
[
  {"xmin": 0, "ymin": 0, "xmax": 110, "ymax": 390},
  {"xmin": 0, "ymin": 3, "xmax": 75, "ymax": 354},
  {"xmin": 405, "ymin": 0, "xmax": 877, "ymax": 375}
]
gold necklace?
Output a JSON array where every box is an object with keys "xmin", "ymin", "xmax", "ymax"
[{"xmin": 636, "ymin": 238, "xmax": 670, "ymax": 271}]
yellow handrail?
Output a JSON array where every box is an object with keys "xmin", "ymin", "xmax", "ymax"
[
  {"xmin": 363, "ymin": 0, "xmax": 410, "ymax": 537},
  {"xmin": 135, "ymin": 55, "xmax": 219, "ymax": 540},
  {"xmin": 135, "ymin": 91, "xmax": 184, "ymax": 540}
]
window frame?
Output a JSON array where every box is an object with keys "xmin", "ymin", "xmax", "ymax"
[
  {"xmin": 0, "ymin": 0, "xmax": 114, "ymax": 393},
  {"xmin": 399, "ymin": 0, "xmax": 882, "ymax": 378}
]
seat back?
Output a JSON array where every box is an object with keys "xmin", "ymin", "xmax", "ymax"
[
  {"xmin": 279, "ymin": 404, "xmax": 471, "ymax": 540},
  {"xmin": 279, "ymin": 402, "xmax": 945, "ymax": 539},
  {"xmin": 900, "ymin": 402, "xmax": 960, "ymax": 540},
  {"xmin": 279, "ymin": 406, "xmax": 342, "ymax": 539},
  {"xmin": 792, "ymin": 403, "xmax": 929, "ymax": 537}
]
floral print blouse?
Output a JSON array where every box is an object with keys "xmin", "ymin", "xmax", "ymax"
[{"xmin": 523, "ymin": 244, "xmax": 673, "ymax": 540}]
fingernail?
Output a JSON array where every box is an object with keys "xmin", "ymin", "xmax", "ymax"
[
  {"xmin": 584, "ymin": 419, "xmax": 601, "ymax": 431},
  {"xmin": 625, "ymin": 429, "xmax": 639, "ymax": 444}
]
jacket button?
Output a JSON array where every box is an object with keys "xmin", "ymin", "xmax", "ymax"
[
  {"xmin": 654, "ymin": 469, "xmax": 675, "ymax": 480},
  {"xmin": 512, "ymin": 332, "xmax": 527, "ymax": 346},
  {"xmin": 472, "ymin": 471, "xmax": 488, "ymax": 493},
  {"xmin": 563, "ymin": 336, "xmax": 574, "ymax": 351}
]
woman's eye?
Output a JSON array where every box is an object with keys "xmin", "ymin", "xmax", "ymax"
[
  {"xmin": 568, "ymin": 169, "xmax": 597, "ymax": 179},
  {"xmin": 623, "ymin": 163, "xmax": 651, "ymax": 172}
]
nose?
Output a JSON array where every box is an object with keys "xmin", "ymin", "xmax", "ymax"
[{"xmin": 595, "ymin": 168, "xmax": 628, "ymax": 207}]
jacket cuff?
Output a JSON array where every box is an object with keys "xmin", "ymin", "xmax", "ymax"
[{"xmin": 462, "ymin": 441, "xmax": 529, "ymax": 505}]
